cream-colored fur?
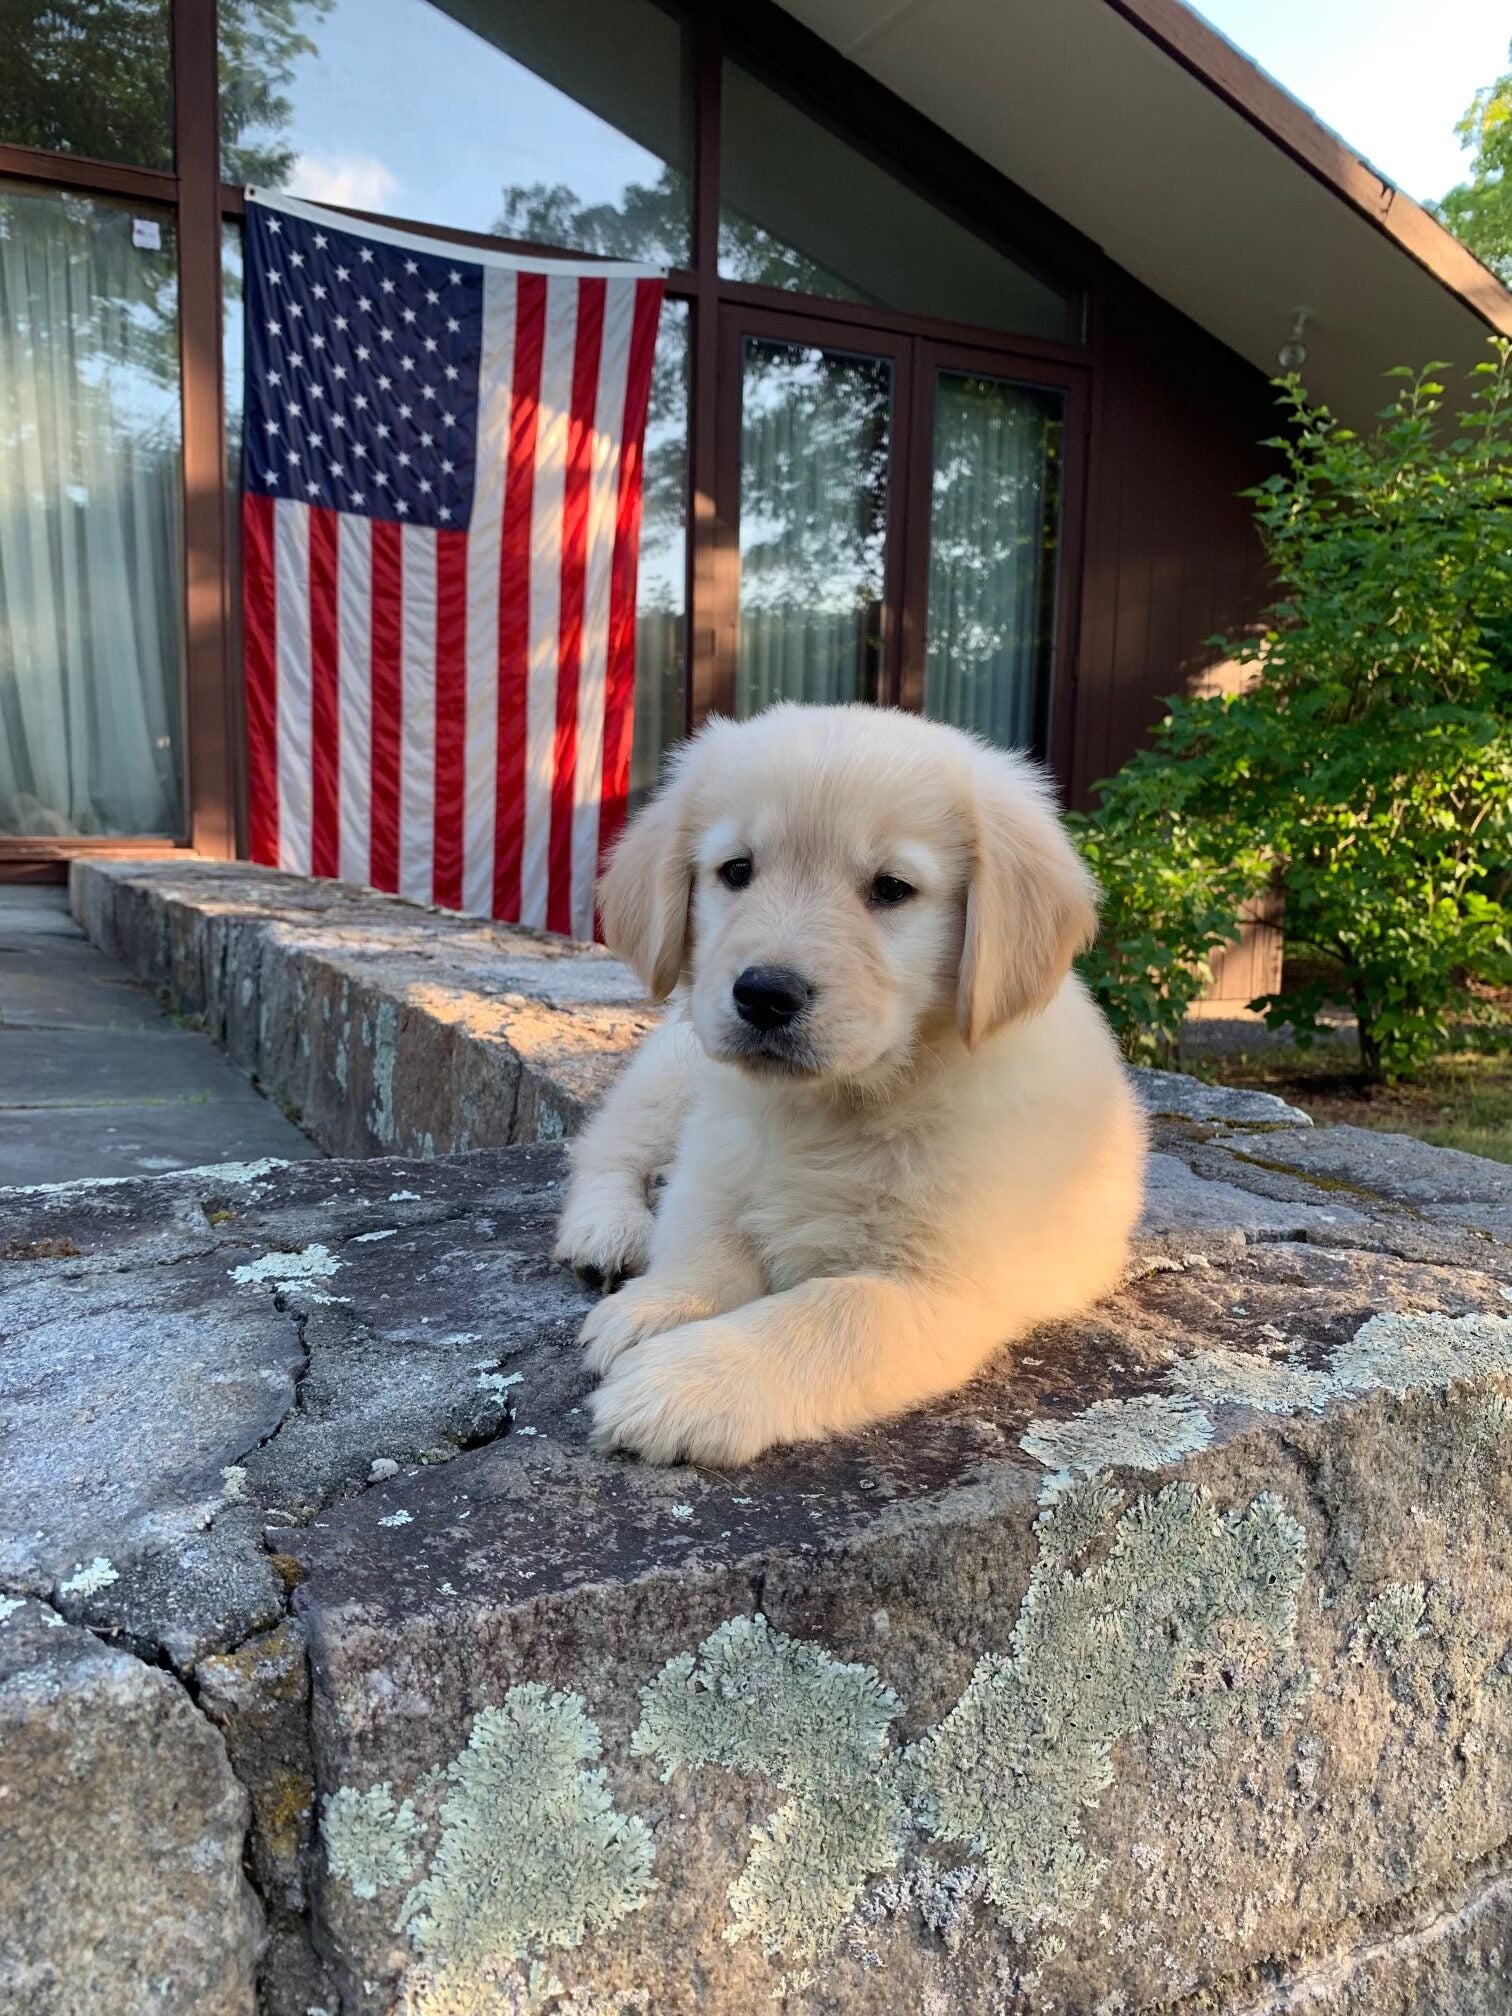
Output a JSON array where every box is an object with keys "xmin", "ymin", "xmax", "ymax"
[{"xmin": 554, "ymin": 703, "xmax": 1146, "ymax": 1466}]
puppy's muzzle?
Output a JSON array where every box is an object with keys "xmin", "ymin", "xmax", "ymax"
[{"xmin": 732, "ymin": 965, "xmax": 813, "ymax": 1032}]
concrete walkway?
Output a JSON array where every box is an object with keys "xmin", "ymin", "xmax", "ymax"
[{"xmin": 0, "ymin": 885, "xmax": 317, "ymax": 1187}]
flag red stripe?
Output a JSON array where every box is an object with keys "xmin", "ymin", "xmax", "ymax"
[
  {"xmin": 243, "ymin": 490, "xmax": 280, "ymax": 867},
  {"xmin": 493, "ymin": 272, "xmax": 547, "ymax": 921},
  {"xmin": 308, "ymin": 504, "xmax": 341, "ymax": 880},
  {"xmin": 547, "ymin": 276, "xmax": 607, "ymax": 937},
  {"xmin": 432, "ymin": 527, "xmax": 469, "ymax": 910},
  {"xmin": 369, "ymin": 517, "xmax": 404, "ymax": 895},
  {"xmin": 597, "ymin": 278, "xmax": 667, "ymax": 895}
]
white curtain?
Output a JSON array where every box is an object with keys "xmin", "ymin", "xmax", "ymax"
[
  {"xmin": 735, "ymin": 341, "xmax": 890, "ymax": 714},
  {"xmin": 0, "ymin": 186, "xmax": 185, "ymax": 836},
  {"xmin": 924, "ymin": 372, "xmax": 1059, "ymax": 749}
]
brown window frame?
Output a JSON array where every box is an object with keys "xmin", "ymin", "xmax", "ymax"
[{"xmin": 0, "ymin": 0, "xmax": 1098, "ymax": 871}]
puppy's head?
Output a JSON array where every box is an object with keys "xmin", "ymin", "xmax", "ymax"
[{"xmin": 599, "ymin": 704, "xmax": 1096, "ymax": 1085}]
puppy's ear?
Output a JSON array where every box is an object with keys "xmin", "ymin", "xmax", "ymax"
[
  {"xmin": 957, "ymin": 748, "xmax": 1098, "ymax": 1047},
  {"xmin": 597, "ymin": 744, "xmax": 699, "ymax": 1000}
]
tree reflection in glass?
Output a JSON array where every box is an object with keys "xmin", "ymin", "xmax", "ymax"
[{"xmin": 736, "ymin": 340, "xmax": 891, "ymax": 716}]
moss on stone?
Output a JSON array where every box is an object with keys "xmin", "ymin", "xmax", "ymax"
[{"xmin": 633, "ymin": 1614, "xmax": 908, "ymax": 1961}]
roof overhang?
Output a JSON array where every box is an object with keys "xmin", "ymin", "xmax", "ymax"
[{"xmin": 777, "ymin": 0, "xmax": 1512, "ymax": 424}]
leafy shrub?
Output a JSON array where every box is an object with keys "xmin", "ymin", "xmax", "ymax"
[{"xmin": 1073, "ymin": 350, "xmax": 1512, "ymax": 1081}]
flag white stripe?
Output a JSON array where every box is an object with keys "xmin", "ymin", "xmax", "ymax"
[
  {"xmin": 399, "ymin": 526, "xmax": 438, "ymax": 905},
  {"xmin": 570, "ymin": 284, "xmax": 635, "ymax": 940},
  {"xmin": 462, "ymin": 266, "xmax": 515, "ymax": 915},
  {"xmin": 274, "ymin": 501, "xmax": 312, "ymax": 879},
  {"xmin": 337, "ymin": 512, "xmax": 373, "ymax": 885},
  {"xmin": 519, "ymin": 276, "xmax": 578, "ymax": 930}
]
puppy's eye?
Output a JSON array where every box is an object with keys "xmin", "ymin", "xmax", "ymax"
[
  {"xmin": 869, "ymin": 873, "xmax": 916, "ymax": 908},
  {"xmin": 718, "ymin": 857, "xmax": 753, "ymax": 891}
]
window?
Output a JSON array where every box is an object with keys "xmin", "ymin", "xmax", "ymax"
[
  {"xmin": 631, "ymin": 298, "xmax": 689, "ymax": 800},
  {"xmin": 719, "ymin": 57, "xmax": 1081, "ymax": 343},
  {"xmin": 0, "ymin": 0, "xmax": 174, "ymax": 168},
  {"xmin": 219, "ymin": 0, "xmax": 692, "ymax": 264},
  {"xmin": 732, "ymin": 338, "xmax": 892, "ymax": 715},
  {"xmin": 0, "ymin": 183, "xmax": 185, "ymax": 836},
  {"xmin": 923, "ymin": 372, "xmax": 1063, "ymax": 749}
]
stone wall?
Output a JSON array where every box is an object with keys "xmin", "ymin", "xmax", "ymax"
[
  {"xmin": 70, "ymin": 860, "xmax": 654, "ymax": 1154},
  {"xmin": 1, "ymin": 859, "xmax": 1505, "ymax": 2014}
]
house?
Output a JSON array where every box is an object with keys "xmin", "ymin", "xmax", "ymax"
[{"xmin": 2, "ymin": 0, "xmax": 1508, "ymax": 903}]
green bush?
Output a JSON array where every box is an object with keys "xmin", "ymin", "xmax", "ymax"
[{"xmin": 1072, "ymin": 349, "xmax": 1512, "ymax": 1081}]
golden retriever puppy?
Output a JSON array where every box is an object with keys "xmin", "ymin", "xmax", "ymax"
[{"xmin": 554, "ymin": 703, "xmax": 1146, "ymax": 1465}]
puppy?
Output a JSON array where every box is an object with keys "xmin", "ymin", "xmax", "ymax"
[{"xmin": 554, "ymin": 703, "xmax": 1146, "ymax": 1465}]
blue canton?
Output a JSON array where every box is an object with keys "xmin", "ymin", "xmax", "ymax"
[{"xmin": 243, "ymin": 200, "xmax": 484, "ymax": 532}]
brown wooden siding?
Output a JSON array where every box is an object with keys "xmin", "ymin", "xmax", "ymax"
[{"xmin": 1070, "ymin": 267, "xmax": 1276, "ymax": 807}]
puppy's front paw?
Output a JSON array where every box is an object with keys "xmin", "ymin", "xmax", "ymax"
[
  {"xmin": 552, "ymin": 1185, "xmax": 653, "ymax": 1292},
  {"xmin": 579, "ymin": 1278, "xmax": 715, "ymax": 1377},
  {"xmin": 589, "ymin": 1321, "xmax": 785, "ymax": 1466}
]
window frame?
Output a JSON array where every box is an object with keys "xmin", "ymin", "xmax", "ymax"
[{"xmin": 0, "ymin": 0, "xmax": 1099, "ymax": 869}]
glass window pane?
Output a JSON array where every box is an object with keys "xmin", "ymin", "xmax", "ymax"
[
  {"xmin": 631, "ymin": 298, "xmax": 688, "ymax": 803},
  {"xmin": 735, "ymin": 338, "xmax": 891, "ymax": 717},
  {"xmin": 221, "ymin": 0, "xmax": 691, "ymax": 264},
  {"xmin": 0, "ymin": 184, "xmax": 185, "ymax": 836},
  {"xmin": 0, "ymin": 0, "xmax": 173, "ymax": 168},
  {"xmin": 719, "ymin": 60, "xmax": 1079, "ymax": 343},
  {"xmin": 924, "ymin": 371, "xmax": 1063, "ymax": 751}
]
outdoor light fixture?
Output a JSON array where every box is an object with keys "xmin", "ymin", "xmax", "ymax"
[{"xmin": 1278, "ymin": 309, "xmax": 1310, "ymax": 372}]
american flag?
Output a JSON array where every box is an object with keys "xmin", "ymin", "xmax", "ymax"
[{"xmin": 240, "ymin": 190, "xmax": 666, "ymax": 940}]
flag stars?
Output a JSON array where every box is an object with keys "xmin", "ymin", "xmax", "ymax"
[
  {"xmin": 359, "ymin": 245, "xmax": 373, "ymax": 261},
  {"xmin": 265, "ymin": 318, "xmax": 282, "ymax": 337},
  {"xmin": 424, "ymin": 287, "xmax": 439, "ymax": 305},
  {"xmin": 311, "ymin": 282, "xmax": 328, "ymax": 300},
  {"xmin": 445, "ymin": 316, "xmax": 460, "ymax": 334},
  {"xmin": 313, "ymin": 231, "xmax": 328, "ymax": 249},
  {"xmin": 403, "ymin": 257, "xmax": 419, "ymax": 275},
  {"xmin": 447, "ymin": 267, "xmax": 460, "ymax": 284},
  {"xmin": 335, "ymin": 263, "xmax": 350, "ymax": 282},
  {"xmin": 396, "ymin": 499, "xmax": 410, "ymax": 514},
  {"xmin": 289, "ymin": 249, "xmax": 305, "ymax": 267},
  {"xmin": 380, "ymin": 276, "xmax": 396, "ymax": 293}
]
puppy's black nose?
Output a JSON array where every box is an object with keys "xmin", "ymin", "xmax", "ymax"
[{"xmin": 733, "ymin": 965, "xmax": 812, "ymax": 1031}]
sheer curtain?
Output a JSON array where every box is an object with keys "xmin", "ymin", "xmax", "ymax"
[
  {"xmin": 924, "ymin": 372, "xmax": 1061, "ymax": 750},
  {"xmin": 735, "ymin": 340, "xmax": 891, "ymax": 714},
  {"xmin": 0, "ymin": 185, "xmax": 185, "ymax": 836}
]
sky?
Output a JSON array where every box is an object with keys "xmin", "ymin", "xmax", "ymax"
[{"xmin": 1192, "ymin": 0, "xmax": 1509, "ymax": 203}]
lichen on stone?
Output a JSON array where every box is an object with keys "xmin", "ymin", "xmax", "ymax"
[
  {"xmin": 1329, "ymin": 1310, "xmax": 1512, "ymax": 1397},
  {"xmin": 322, "ymin": 1781, "xmax": 424, "ymax": 1900},
  {"xmin": 57, "ymin": 1556, "xmax": 118, "ymax": 1597},
  {"xmin": 903, "ymin": 1482, "xmax": 1307, "ymax": 1939},
  {"xmin": 399, "ymin": 1684, "xmax": 654, "ymax": 1969},
  {"xmin": 229, "ymin": 1242, "xmax": 345, "ymax": 1300},
  {"xmin": 1167, "ymin": 1344, "xmax": 1331, "ymax": 1415},
  {"xmin": 1354, "ymin": 1579, "xmax": 1503, "ymax": 1719},
  {"xmin": 1020, "ymin": 1392, "xmax": 1214, "ymax": 1503},
  {"xmin": 633, "ymin": 1614, "xmax": 908, "ymax": 1960}
]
